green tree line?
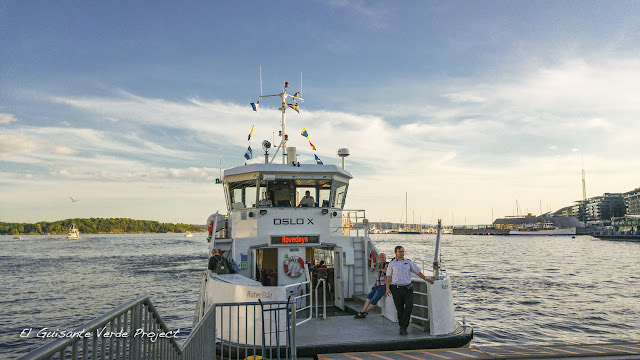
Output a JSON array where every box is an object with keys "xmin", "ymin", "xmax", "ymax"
[{"xmin": 0, "ymin": 218, "xmax": 205, "ymax": 235}]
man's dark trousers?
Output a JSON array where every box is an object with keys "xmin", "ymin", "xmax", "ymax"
[{"xmin": 390, "ymin": 285, "xmax": 414, "ymax": 330}]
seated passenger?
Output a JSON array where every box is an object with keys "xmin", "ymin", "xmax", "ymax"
[
  {"xmin": 355, "ymin": 253, "xmax": 389, "ymax": 318},
  {"xmin": 208, "ymin": 248, "xmax": 235, "ymax": 274},
  {"xmin": 299, "ymin": 190, "xmax": 315, "ymax": 207}
]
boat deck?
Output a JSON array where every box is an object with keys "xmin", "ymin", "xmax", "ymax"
[
  {"xmin": 316, "ymin": 342, "xmax": 640, "ymax": 360},
  {"xmin": 296, "ymin": 311, "xmax": 472, "ymax": 357}
]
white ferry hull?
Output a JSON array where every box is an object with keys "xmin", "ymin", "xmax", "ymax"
[{"xmin": 510, "ymin": 227, "xmax": 576, "ymax": 235}]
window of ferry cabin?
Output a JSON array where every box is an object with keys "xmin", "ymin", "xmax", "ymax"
[{"xmin": 228, "ymin": 180, "xmax": 257, "ymax": 209}]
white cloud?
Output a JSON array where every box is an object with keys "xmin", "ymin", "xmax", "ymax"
[
  {"xmin": 0, "ymin": 113, "xmax": 18, "ymax": 124},
  {"xmin": 0, "ymin": 133, "xmax": 40, "ymax": 156}
]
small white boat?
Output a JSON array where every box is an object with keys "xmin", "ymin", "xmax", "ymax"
[
  {"xmin": 184, "ymin": 232, "xmax": 193, "ymax": 237},
  {"xmin": 67, "ymin": 224, "xmax": 81, "ymax": 239},
  {"xmin": 13, "ymin": 236, "xmax": 23, "ymax": 239}
]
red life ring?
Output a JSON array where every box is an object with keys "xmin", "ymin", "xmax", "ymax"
[
  {"xmin": 368, "ymin": 251, "xmax": 377, "ymax": 271},
  {"xmin": 207, "ymin": 220, "xmax": 213, "ymax": 240},
  {"xmin": 283, "ymin": 256, "xmax": 305, "ymax": 278}
]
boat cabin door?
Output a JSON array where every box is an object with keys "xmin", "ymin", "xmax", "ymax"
[{"xmin": 333, "ymin": 246, "xmax": 344, "ymax": 310}]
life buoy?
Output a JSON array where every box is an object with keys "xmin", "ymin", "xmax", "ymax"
[
  {"xmin": 207, "ymin": 220, "xmax": 213, "ymax": 241},
  {"xmin": 368, "ymin": 251, "xmax": 377, "ymax": 271},
  {"xmin": 283, "ymin": 256, "xmax": 305, "ymax": 278}
]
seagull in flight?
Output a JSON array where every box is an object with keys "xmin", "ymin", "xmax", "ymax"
[{"xmin": 69, "ymin": 196, "xmax": 79, "ymax": 203}]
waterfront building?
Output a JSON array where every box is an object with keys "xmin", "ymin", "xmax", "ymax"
[
  {"xmin": 623, "ymin": 187, "xmax": 640, "ymax": 215},
  {"xmin": 568, "ymin": 193, "xmax": 626, "ymax": 224}
]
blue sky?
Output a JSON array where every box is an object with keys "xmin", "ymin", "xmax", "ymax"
[{"xmin": 2, "ymin": 1, "xmax": 640, "ymax": 225}]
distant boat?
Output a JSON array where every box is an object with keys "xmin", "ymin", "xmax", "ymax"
[
  {"xmin": 184, "ymin": 232, "xmax": 193, "ymax": 237},
  {"xmin": 67, "ymin": 224, "xmax": 81, "ymax": 239},
  {"xmin": 13, "ymin": 236, "xmax": 23, "ymax": 239},
  {"xmin": 510, "ymin": 221, "xmax": 576, "ymax": 235}
]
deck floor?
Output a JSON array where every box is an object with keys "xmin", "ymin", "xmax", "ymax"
[
  {"xmin": 317, "ymin": 342, "xmax": 640, "ymax": 360},
  {"xmin": 297, "ymin": 312, "xmax": 427, "ymax": 345},
  {"xmin": 295, "ymin": 311, "xmax": 471, "ymax": 357}
]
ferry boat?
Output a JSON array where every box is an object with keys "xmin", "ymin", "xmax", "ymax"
[
  {"xmin": 67, "ymin": 224, "xmax": 81, "ymax": 239},
  {"xmin": 194, "ymin": 80, "xmax": 472, "ymax": 358},
  {"xmin": 509, "ymin": 221, "xmax": 576, "ymax": 235}
]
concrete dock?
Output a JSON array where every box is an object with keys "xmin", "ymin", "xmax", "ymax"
[{"xmin": 317, "ymin": 342, "xmax": 640, "ymax": 360}]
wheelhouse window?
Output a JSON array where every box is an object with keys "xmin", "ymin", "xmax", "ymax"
[
  {"xmin": 258, "ymin": 176, "xmax": 333, "ymax": 208},
  {"xmin": 333, "ymin": 181, "xmax": 348, "ymax": 209},
  {"xmin": 228, "ymin": 180, "xmax": 257, "ymax": 209}
]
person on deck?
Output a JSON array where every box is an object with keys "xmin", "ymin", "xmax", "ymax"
[
  {"xmin": 386, "ymin": 246, "xmax": 434, "ymax": 335},
  {"xmin": 208, "ymin": 248, "xmax": 234, "ymax": 274},
  {"xmin": 354, "ymin": 253, "xmax": 388, "ymax": 319}
]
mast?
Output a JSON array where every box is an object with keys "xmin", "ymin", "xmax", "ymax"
[
  {"xmin": 259, "ymin": 81, "xmax": 304, "ymax": 164},
  {"xmin": 582, "ymin": 156, "xmax": 587, "ymax": 201},
  {"xmin": 405, "ymin": 192, "xmax": 408, "ymax": 230}
]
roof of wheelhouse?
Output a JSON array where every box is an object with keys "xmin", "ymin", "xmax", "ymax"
[{"xmin": 224, "ymin": 163, "xmax": 353, "ymax": 179}]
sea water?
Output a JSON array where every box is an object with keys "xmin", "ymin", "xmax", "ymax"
[{"xmin": 1, "ymin": 233, "xmax": 638, "ymax": 359}]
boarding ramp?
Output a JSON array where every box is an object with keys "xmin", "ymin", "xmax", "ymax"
[
  {"xmin": 19, "ymin": 296, "xmax": 297, "ymax": 360},
  {"xmin": 17, "ymin": 295, "xmax": 181, "ymax": 360}
]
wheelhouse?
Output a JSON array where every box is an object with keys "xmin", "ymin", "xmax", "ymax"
[{"xmin": 223, "ymin": 163, "xmax": 352, "ymax": 210}]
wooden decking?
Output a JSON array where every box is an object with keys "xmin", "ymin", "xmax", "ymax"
[{"xmin": 317, "ymin": 342, "xmax": 640, "ymax": 360}]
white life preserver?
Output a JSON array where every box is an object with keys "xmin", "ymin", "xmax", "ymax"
[{"xmin": 283, "ymin": 256, "xmax": 305, "ymax": 278}]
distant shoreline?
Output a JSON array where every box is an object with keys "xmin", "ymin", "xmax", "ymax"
[{"xmin": 0, "ymin": 218, "xmax": 206, "ymax": 236}]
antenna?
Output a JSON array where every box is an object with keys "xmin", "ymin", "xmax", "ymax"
[
  {"xmin": 259, "ymin": 65, "xmax": 263, "ymax": 96},
  {"xmin": 582, "ymin": 156, "xmax": 587, "ymax": 201}
]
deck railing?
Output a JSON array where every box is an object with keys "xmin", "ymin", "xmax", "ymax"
[
  {"xmin": 283, "ymin": 266, "xmax": 313, "ymax": 326},
  {"xmin": 18, "ymin": 295, "xmax": 181, "ymax": 360},
  {"xmin": 332, "ymin": 209, "xmax": 367, "ymax": 236},
  {"xmin": 181, "ymin": 300, "xmax": 296, "ymax": 360},
  {"xmin": 20, "ymin": 297, "xmax": 297, "ymax": 360}
]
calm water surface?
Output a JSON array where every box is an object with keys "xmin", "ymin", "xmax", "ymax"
[{"xmin": 1, "ymin": 233, "xmax": 638, "ymax": 359}]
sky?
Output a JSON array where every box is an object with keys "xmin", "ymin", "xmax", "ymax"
[{"xmin": 1, "ymin": 1, "xmax": 640, "ymax": 226}]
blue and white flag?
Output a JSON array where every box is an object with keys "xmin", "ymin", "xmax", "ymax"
[
  {"xmin": 250, "ymin": 101, "xmax": 259, "ymax": 111},
  {"xmin": 314, "ymin": 154, "xmax": 323, "ymax": 165},
  {"xmin": 244, "ymin": 146, "xmax": 253, "ymax": 160}
]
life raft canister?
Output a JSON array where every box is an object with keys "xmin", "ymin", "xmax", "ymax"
[
  {"xmin": 368, "ymin": 250, "xmax": 377, "ymax": 271},
  {"xmin": 283, "ymin": 256, "xmax": 305, "ymax": 278}
]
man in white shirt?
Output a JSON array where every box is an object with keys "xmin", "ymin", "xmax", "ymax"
[
  {"xmin": 385, "ymin": 246, "xmax": 434, "ymax": 335},
  {"xmin": 298, "ymin": 190, "xmax": 315, "ymax": 207}
]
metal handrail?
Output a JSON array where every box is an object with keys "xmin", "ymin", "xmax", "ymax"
[
  {"xmin": 314, "ymin": 278, "xmax": 327, "ymax": 319},
  {"xmin": 182, "ymin": 300, "xmax": 297, "ymax": 360},
  {"xmin": 18, "ymin": 295, "xmax": 181, "ymax": 360},
  {"xmin": 283, "ymin": 265, "xmax": 312, "ymax": 325}
]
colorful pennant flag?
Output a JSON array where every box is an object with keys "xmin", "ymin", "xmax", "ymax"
[
  {"xmin": 314, "ymin": 154, "xmax": 323, "ymax": 165},
  {"xmin": 301, "ymin": 128, "xmax": 309, "ymax": 138},
  {"xmin": 250, "ymin": 101, "xmax": 259, "ymax": 111},
  {"xmin": 309, "ymin": 141, "xmax": 316, "ymax": 151},
  {"xmin": 244, "ymin": 146, "xmax": 253, "ymax": 160},
  {"xmin": 287, "ymin": 103, "xmax": 299, "ymax": 113},
  {"xmin": 248, "ymin": 125, "xmax": 254, "ymax": 141}
]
